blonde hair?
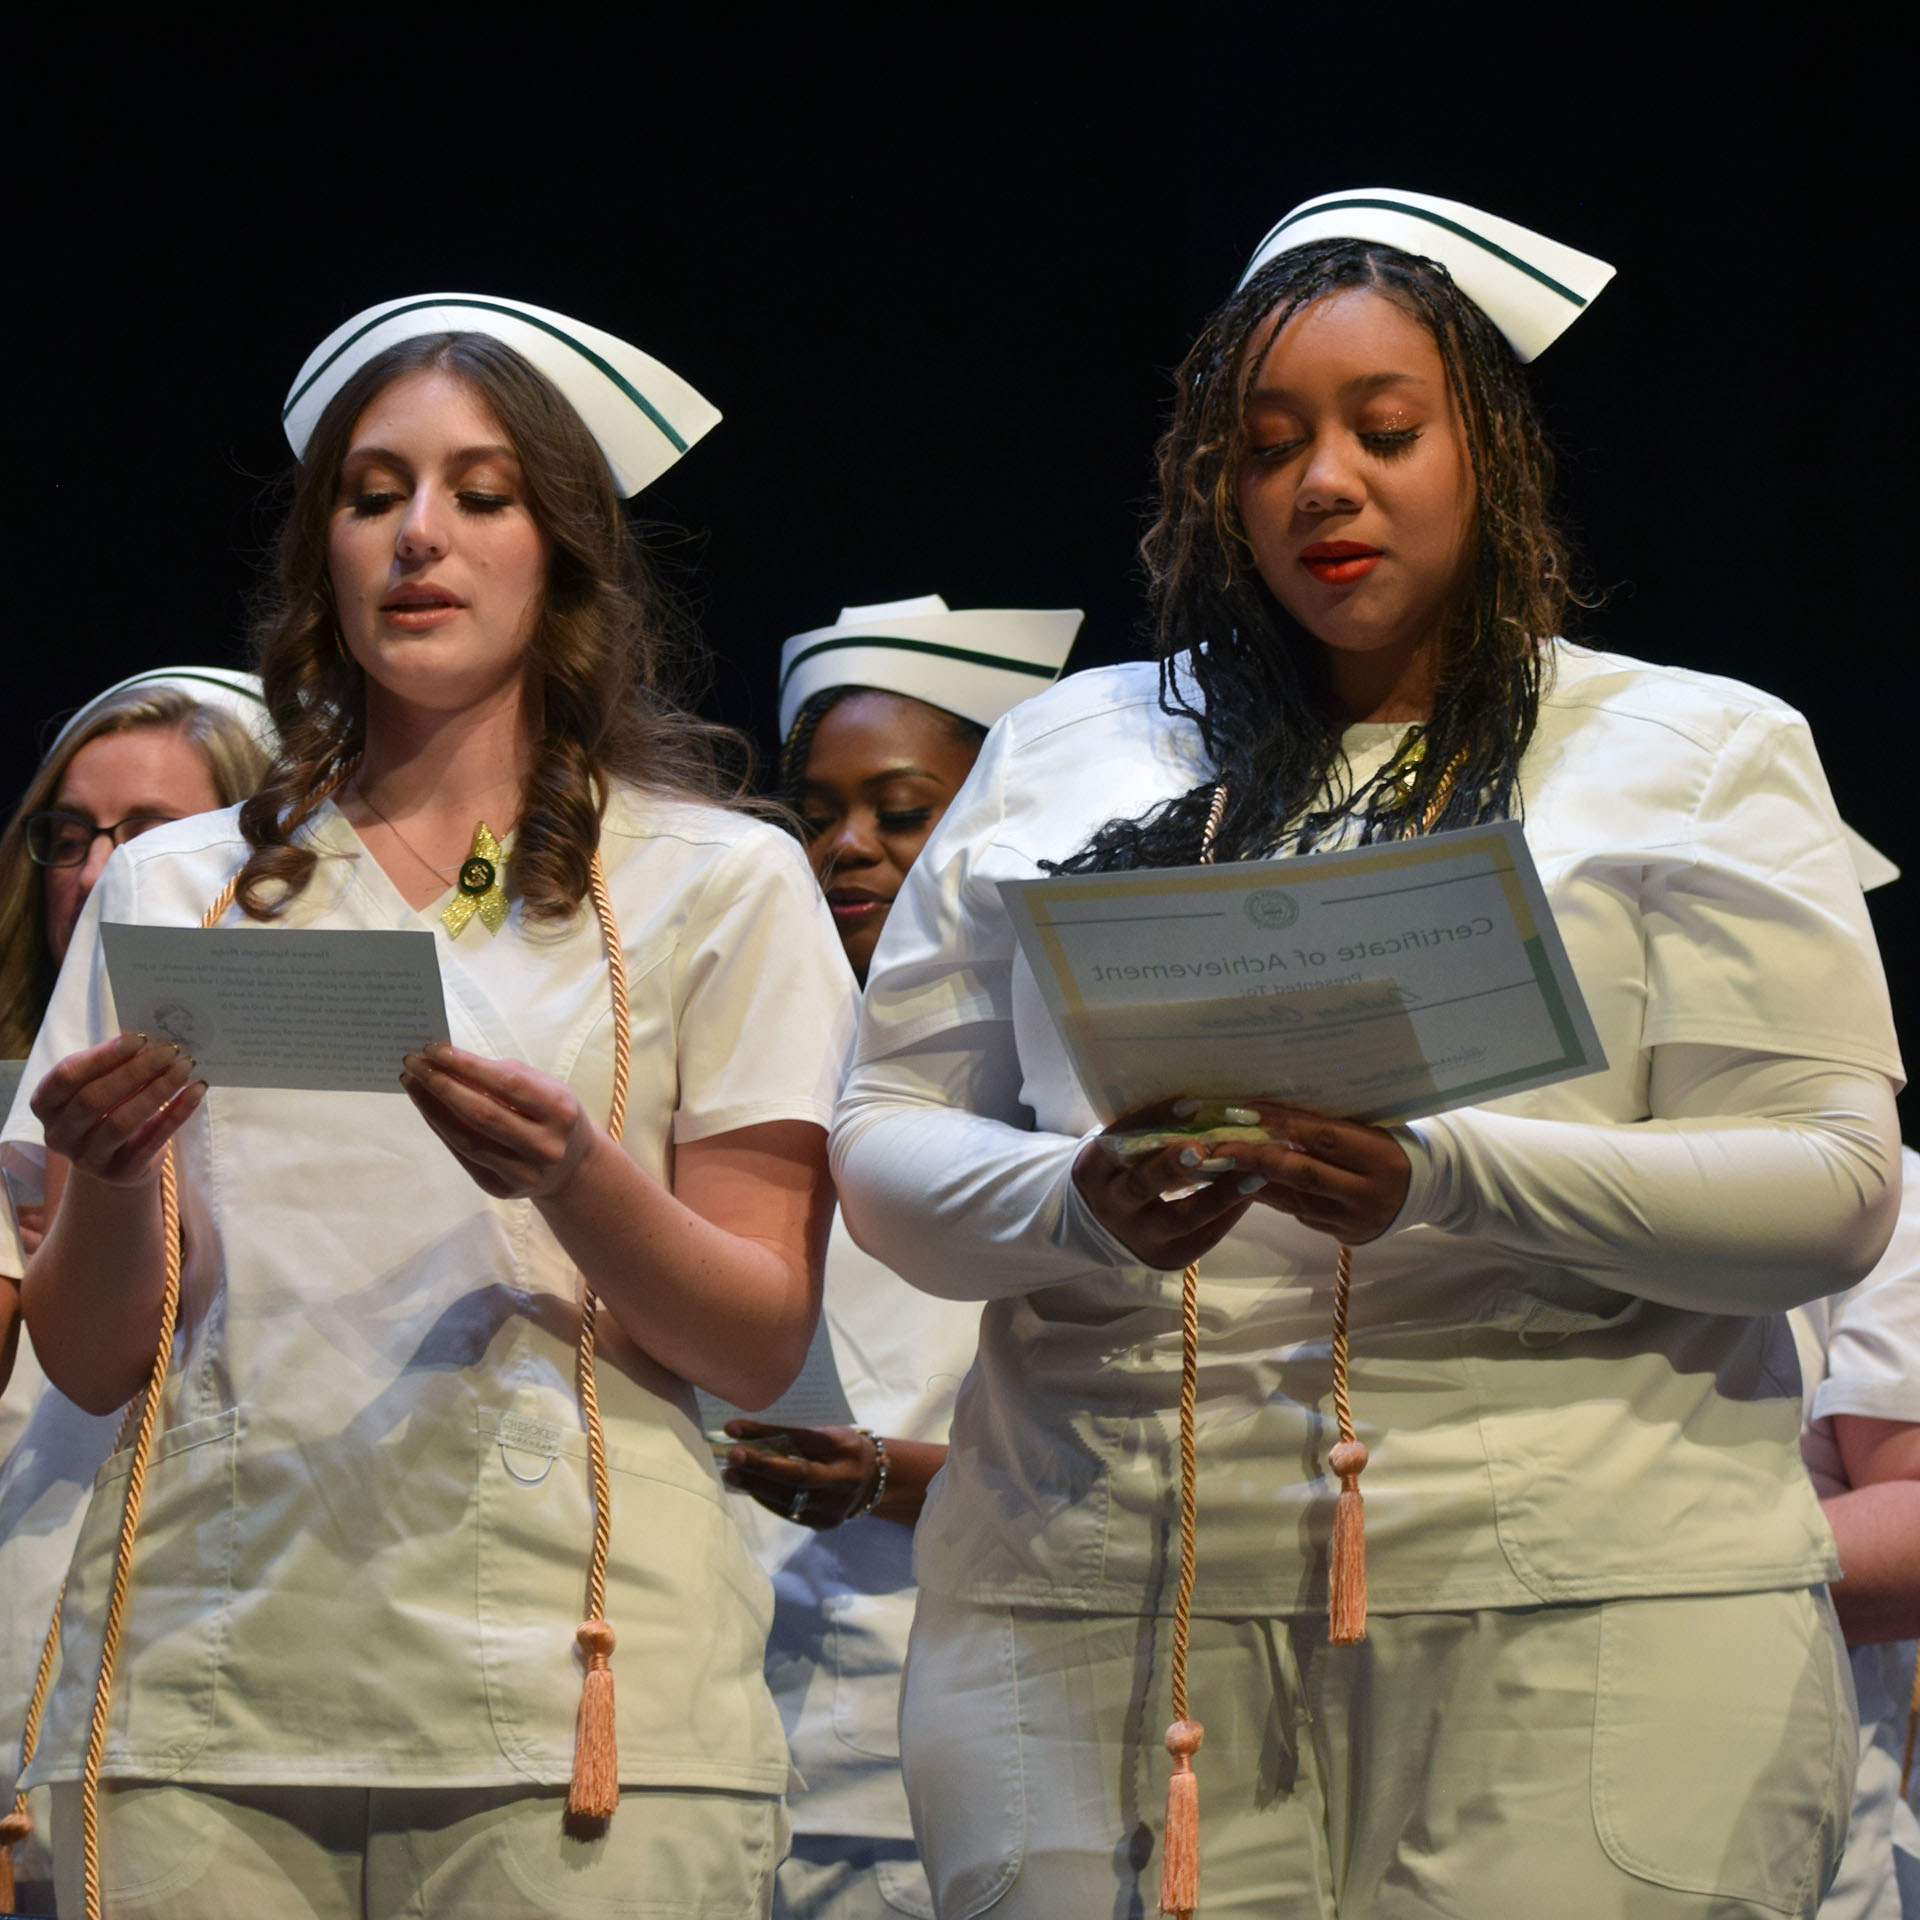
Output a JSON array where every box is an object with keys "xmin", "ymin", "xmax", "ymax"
[{"xmin": 0, "ymin": 687, "xmax": 269, "ymax": 1055}]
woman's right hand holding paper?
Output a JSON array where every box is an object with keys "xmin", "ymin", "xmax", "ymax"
[
  {"xmin": 23, "ymin": 1034, "xmax": 202, "ymax": 1412},
  {"xmin": 1072, "ymin": 1098, "xmax": 1271, "ymax": 1269},
  {"xmin": 31, "ymin": 1032, "xmax": 205, "ymax": 1188},
  {"xmin": 1073, "ymin": 1096, "xmax": 1412, "ymax": 1268}
]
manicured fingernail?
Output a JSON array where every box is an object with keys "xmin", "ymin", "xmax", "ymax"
[
  {"xmin": 1236, "ymin": 1173, "xmax": 1267, "ymax": 1194},
  {"xmin": 1178, "ymin": 1147, "xmax": 1203, "ymax": 1168},
  {"xmin": 1198, "ymin": 1156, "xmax": 1236, "ymax": 1173},
  {"xmin": 1223, "ymin": 1106, "xmax": 1258, "ymax": 1126},
  {"xmin": 1172, "ymin": 1097, "xmax": 1203, "ymax": 1119}
]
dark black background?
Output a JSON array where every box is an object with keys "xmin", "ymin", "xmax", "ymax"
[{"xmin": 9, "ymin": 14, "xmax": 1910, "ymax": 1126}]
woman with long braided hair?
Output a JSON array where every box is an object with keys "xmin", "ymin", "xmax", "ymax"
[
  {"xmin": 0, "ymin": 297, "xmax": 856, "ymax": 1916},
  {"xmin": 832, "ymin": 192, "xmax": 1902, "ymax": 1916}
]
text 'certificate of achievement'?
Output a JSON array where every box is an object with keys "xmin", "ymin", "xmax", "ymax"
[
  {"xmin": 1000, "ymin": 820, "xmax": 1603, "ymax": 1126},
  {"xmin": 101, "ymin": 924, "xmax": 451, "ymax": 1093}
]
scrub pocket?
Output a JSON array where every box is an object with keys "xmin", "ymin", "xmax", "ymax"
[
  {"xmin": 872, "ymin": 1852, "xmax": 937, "ymax": 1918},
  {"xmin": 1590, "ymin": 1588, "xmax": 1854, "ymax": 1914},
  {"xmin": 476, "ymin": 1407, "xmax": 785, "ymax": 1791},
  {"xmin": 897, "ymin": 1593, "xmax": 1023, "ymax": 1920},
  {"xmin": 828, "ymin": 1591, "xmax": 906, "ymax": 1761},
  {"xmin": 38, "ymin": 1408, "xmax": 240, "ymax": 1778}
]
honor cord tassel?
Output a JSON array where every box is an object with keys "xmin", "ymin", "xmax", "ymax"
[
  {"xmin": 1160, "ymin": 781, "xmax": 1226, "ymax": 1918},
  {"xmin": 77, "ymin": 869, "xmax": 236, "ymax": 1919},
  {"xmin": 568, "ymin": 850, "xmax": 629, "ymax": 1822},
  {"xmin": 1327, "ymin": 1242, "xmax": 1368, "ymax": 1644},
  {"xmin": 1159, "ymin": 1255, "xmax": 1205, "ymax": 1918}
]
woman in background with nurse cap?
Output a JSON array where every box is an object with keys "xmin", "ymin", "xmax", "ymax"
[
  {"xmin": 3, "ymin": 290, "xmax": 856, "ymax": 1917},
  {"xmin": 0, "ymin": 667, "xmax": 268, "ymax": 1912},
  {"xmin": 0, "ymin": 664, "xmax": 270, "ymax": 1355},
  {"xmin": 830, "ymin": 189, "xmax": 1901, "ymax": 1917},
  {"xmin": 774, "ymin": 594, "xmax": 1082, "ymax": 980},
  {"xmin": 722, "ymin": 592, "xmax": 1076, "ymax": 1920}
]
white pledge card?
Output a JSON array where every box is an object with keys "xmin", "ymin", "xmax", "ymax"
[
  {"xmin": 999, "ymin": 820, "xmax": 1604, "ymax": 1126},
  {"xmin": 101, "ymin": 923, "xmax": 450, "ymax": 1094}
]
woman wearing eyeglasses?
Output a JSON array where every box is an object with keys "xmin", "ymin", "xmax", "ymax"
[
  {"xmin": 0, "ymin": 669, "xmax": 269, "ymax": 1292},
  {"xmin": 0, "ymin": 670, "xmax": 266, "ymax": 1909}
]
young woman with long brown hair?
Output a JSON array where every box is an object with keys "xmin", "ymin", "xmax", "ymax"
[
  {"xmin": 832, "ymin": 193, "xmax": 1903, "ymax": 1917},
  {"xmin": 1, "ymin": 297, "xmax": 855, "ymax": 1916}
]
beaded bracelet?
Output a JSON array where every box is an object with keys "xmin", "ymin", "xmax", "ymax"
[{"xmin": 848, "ymin": 1430, "xmax": 889, "ymax": 1520}]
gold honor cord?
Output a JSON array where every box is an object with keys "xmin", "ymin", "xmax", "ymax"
[
  {"xmin": 1159, "ymin": 781, "xmax": 1225, "ymax": 1920},
  {"xmin": 1161, "ymin": 755, "xmax": 1460, "ymax": 1918},
  {"xmin": 27, "ymin": 843, "xmax": 633, "ymax": 1916}
]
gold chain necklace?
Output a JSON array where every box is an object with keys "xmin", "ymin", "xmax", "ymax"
[{"xmin": 354, "ymin": 786, "xmax": 512, "ymax": 937}]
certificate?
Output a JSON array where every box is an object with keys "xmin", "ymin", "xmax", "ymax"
[
  {"xmin": 1000, "ymin": 820, "xmax": 1603, "ymax": 1125},
  {"xmin": 101, "ymin": 923, "xmax": 450, "ymax": 1094}
]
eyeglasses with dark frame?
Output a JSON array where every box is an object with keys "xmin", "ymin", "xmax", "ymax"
[{"xmin": 25, "ymin": 810, "xmax": 182, "ymax": 870}]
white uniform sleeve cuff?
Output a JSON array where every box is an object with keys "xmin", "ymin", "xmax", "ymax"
[{"xmin": 1377, "ymin": 1121, "xmax": 1441, "ymax": 1237}]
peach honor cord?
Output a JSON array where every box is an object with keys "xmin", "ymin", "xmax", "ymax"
[
  {"xmin": 3, "ymin": 848, "xmax": 633, "ymax": 1919},
  {"xmin": 1160, "ymin": 757, "xmax": 1457, "ymax": 1919}
]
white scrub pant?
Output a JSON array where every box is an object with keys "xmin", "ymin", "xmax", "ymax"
[
  {"xmin": 774, "ymin": 1834, "xmax": 934, "ymax": 1919},
  {"xmin": 47, "ymin": 1781, "xmax": 785, "ymax": 1918},
  {"xmin": 900, "ymin": 1586, "xmax": 1857, "ymax": 1919}
]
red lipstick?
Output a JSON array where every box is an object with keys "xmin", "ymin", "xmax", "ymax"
[
  {"xmin": 1300, "ymin": 540, "xmax": 1382, "ymax": 585},
  {"xmin": 825, "ymin": 886, "xmax": 890, "ymax": 927}
]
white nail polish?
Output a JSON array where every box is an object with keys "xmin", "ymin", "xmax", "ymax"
[
  {"xmin": 1177, "ymin": 1146, "xmax": 1203, "ymax": 1169},
  {"xmin": 1172, "ymin": 1097, "xmax": 1202, "ymax": 1119},
  {"xmin": 1223, "ymin": 1106, "xmax": 1259, "ymax": 1126},
  {"xmin": 1237, "ymin": 1173, "xmax": 1267, "ymax": 1195}
]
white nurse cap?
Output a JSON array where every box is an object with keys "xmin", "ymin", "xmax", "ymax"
[
  {"xmin": 51, "ymin": 665, "xmax": 273, "ymax": 756},
  {"xmin": 1238, "ymin": 189, "xmax": 1616, "ymax": 362},
  {"xmin": 281, "ymin": 293, "xmax": 721, "ymax": 498},
  {"xmin": 1843, "ymin": 822, "xmax": 1900, "ymax": 891},
  {"xmin": 777, "ymin": 594, "xmax": 1082, "ymax": 739}
]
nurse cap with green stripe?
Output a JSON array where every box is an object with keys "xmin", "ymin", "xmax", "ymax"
[
  {"xmin": 1239, "ymin": 189, "xmax": 1615, "ymax": 362},
  {"xmin": 777, "ymin": 594, "xmax": 1082, "ymax": 739},
  {"xmin": 282, "ymin": 293, "xmax": 720, "ymax": 497},
  {"xmin": 52, "ymin": 665, "xmax": 273, "ymax": 754}
]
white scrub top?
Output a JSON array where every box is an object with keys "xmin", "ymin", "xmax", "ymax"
[
  {"xmin": 1790, "ymin": 1144, "xmax": 1920, "ymax": 1920},
  {"xmin": 0, "ymin": 1332, "xmax": 120, "ymax": 1886},
  {"xmin": 0, "ymin": 787, "xmax": 859, "ymax": 1793},
  {"xmin": 731, "ymin": 1216, "xmax": 981, "ymax": 1839},
  {"xmin": 832, "ymin": 642, "xmax": 1903, "ymax": 1617}
]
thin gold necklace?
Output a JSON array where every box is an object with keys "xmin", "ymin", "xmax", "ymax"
[
  {"xmin": 356, "ymin": 787, "xmax": 462, "ymax": 883},
  {"xmin": 352, "ymin": 786, "xmax": 514, "ymax": 936}
]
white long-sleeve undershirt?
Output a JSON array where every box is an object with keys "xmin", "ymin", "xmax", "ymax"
[{"xmin": 831, "ymin": 1039, "xmax": 1901, "ymax": 1316}]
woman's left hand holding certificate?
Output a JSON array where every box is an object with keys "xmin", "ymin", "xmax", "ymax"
[
  {"xmin": 1074, "ymin": 1096, "xmax": 1412, "ymax": 1266},
  {"xmin": 399, "ymin": 1042, "xmax": 591, "ymax": 1201}
]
